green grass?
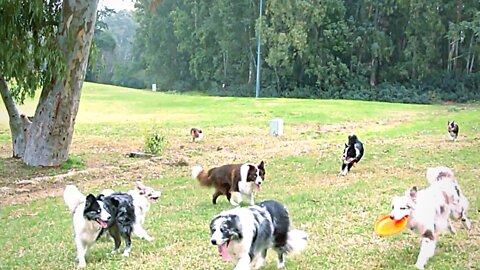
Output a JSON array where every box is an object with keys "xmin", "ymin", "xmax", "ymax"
[{"xmin": 0, "ymin": 83, "xmax": 479, "ymax": 269}]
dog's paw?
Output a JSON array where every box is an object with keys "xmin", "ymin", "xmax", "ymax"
[
  {"xmin": 145, "ymin": 235, "xmax": 155, "ymax": 241},
  {"xmin": 462, "ymin": 219, "xmax": 472, "ymax": 230},
  {"xmin": 121, "ymin": 251, "xmax": 130, "ymax": 257},
  {"xmin": 415, "ymin": 263, "xmax": 425, "ymax": 270}
]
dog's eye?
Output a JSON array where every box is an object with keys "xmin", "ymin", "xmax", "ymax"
[
  {"xmin": 391, "ymin": 205, "xmax": 394, "ymax": 210},
  {"xmin": 400, "ymin": 207, "xmax": 407, "ymax": 210}
]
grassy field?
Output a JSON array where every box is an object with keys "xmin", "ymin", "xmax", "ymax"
[{"xmin": 0, "ymin": 82, "xmax": 479, "ymax": 269}]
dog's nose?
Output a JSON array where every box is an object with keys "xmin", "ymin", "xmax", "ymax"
[
  {"xmin": 389, "ymin": 215, "xmax": 395, "ymax": 220},
  {"xmin": 210, "ymin": 239, "xmax": 217, "ymax": 245}
]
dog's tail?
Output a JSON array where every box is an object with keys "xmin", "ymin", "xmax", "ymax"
[
  {"xmin": 191, "ymin": 165, "xmax": 212, "ymax": 186},
  {"xmin": 63, "ymin": 185, "xmax": 86, "ymax": 212},
  {"xmin": 426, "ymin": 166, "xmax": 455, "ymax": 184},
  {"xmin": 285, "ymin": 229, "xmax": 308, "ymax": 255}
]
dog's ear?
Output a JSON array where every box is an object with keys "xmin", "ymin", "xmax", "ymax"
[
  {"xmin": 85, "ymin": 194, "xmax": 96, "ymax": 208},
  {"xmin": 229, "ymin": 215, "xmax": 243, "ymax": 239},
  {"xmin": 136, "ymin": 180, "xmax": 146, "ymax": 191},
  {"xmin": 258, "ymin": 161, "xmax": 265, "ymax": 170},
  {"xmin": 97, "ymin": 194, "xmax": 105, "ymax": 201},
  {"xmin": 112, "ymin": 198, "xmax": 120, "ymax": 208},
  {"xmin": 407, "ymin": 186, "xmax": 418, "ymax": 202}
]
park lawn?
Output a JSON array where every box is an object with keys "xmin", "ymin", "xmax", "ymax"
[{"xmin": 0, "ymin": 82, "xmax": 478, "ymax": 269}]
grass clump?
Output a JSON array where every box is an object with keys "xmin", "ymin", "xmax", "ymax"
[{"xmin": 144, "ymin": 130, "xmax": 168, "ymax": 155}]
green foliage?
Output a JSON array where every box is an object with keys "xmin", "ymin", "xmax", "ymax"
[
  {"xmin": 108, "ymin": 0, "xmax": 480, "ymax": 103},
  {"xmin": 0, "ymin": 1, "xmax": 64, "ymax": 104},
  {"xmin": 60, "ymin": 155, "xmax": 86, "ymax": 170},
  {"xmin": 144, "ymin": 130, "xmax": 168, "ymax": 154}
]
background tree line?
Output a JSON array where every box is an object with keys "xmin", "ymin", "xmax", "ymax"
[{"xmin": 89, "ymin": 0, "xmax": 480, "ymax": 103}]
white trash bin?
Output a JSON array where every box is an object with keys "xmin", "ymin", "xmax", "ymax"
[{"xmin": 269, "ymin": 118, "xmax": 284, "ymax": 136}]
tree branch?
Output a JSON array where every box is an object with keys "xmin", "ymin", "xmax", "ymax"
[{"xmin": 0, "ymin": 73, "xmax": 21, "ymax": 121}]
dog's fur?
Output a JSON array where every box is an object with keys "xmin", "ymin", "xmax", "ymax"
[
  {"xmin": 63, "ymin": 185, "xmax": 111, "ymax": 268},
  {"xmin": 101, "ymin": 181, "xmax": 161, "ymax": 241},
  {"xmin": 339, "ymin": 134, "xmax": 364, "ymax": 176},
  {"xmin": 209, "ymin": 200, "xmax": 308, "ymax": 269},
  {"xmin": 192, "ymin": 161, "xmax": 265, "ymax": 206},
  {"xmin": 447, "ymin": 121, "xmax": 459, "ymax": 141},
  {"xmin": 190, "ymin": 127, "xmax": 203, "ymax": 142},
  {"xmin": 98, "ymin": 192, "xmax": 136, "ymax": 257},
  {"xmin": 389, "ymin": 166, "xmax": 471, "ymax": 269}
]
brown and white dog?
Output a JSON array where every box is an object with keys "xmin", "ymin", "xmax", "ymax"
[
  {"xmin": 101, "ymin": 181, "xmax": 161, "ymax": 241},
  {"xmin": 190, "ymin": 128, "xmax": 203, "ymax": 142},
  {"xmin": 447, "ymin": 121, "xmax": 459, "ymax": 141},
  {"xmin": 389, "ymin": 166, "xmax": 471, "ymax": 269},
  {"xmin": 192, "ymin": 161, "xmax": 265, "ymax": 206}
]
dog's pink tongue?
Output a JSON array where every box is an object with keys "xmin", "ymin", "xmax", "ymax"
[
  {"xmin": 218, "ymin": 243, "xmax": 231, "ymax": 261},
  {"xmin": 97, "ymin": 219, "xmax": 108, "ymax": 228},
  {"xmin": 256, "ymin": 184, "xmax": 261, "ymax": 192}
]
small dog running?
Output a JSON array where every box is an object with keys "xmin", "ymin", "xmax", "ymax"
[
  {"xmin": 389, "ymin": 166, "xmax": 471, "ymax": 269},
  {"xmin": 190, "ymin": 127, "xmax": 203, "ymax": 142},
  {"xmin": 339, "ymin": 134, "xmax": 364, "ymax": 176},
  {"xmin": 447, "ymin": 121, "xmax": 459, "ymax": 141},
  {"xmin": 209, "ymin": 200, "xmax": 308, "ymax": 269}
]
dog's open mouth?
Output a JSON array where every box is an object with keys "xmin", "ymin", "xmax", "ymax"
[
  {"xmin": 256, "ymin": 183, "xmax": 261, "ymax": 192},
  {"xmin": 96, "ymin": 218, "xmax": 108, "ymax": 228},
  {"xmin": 149, "ymin": 197, "xmax": 159, "ymax": 202},
  {"xmin": 218, "ymin": 240, "xmax": 231, "ymax": 261}
]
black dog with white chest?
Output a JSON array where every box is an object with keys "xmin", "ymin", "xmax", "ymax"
[{"xmin": 339, "ymin": 134, "xmax": 364, "ymax": 176}]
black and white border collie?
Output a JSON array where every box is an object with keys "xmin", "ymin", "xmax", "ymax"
[
  {"xmin": 447, "ymin": 121, "xmax": 459, "ymax": 141},
  {"xmin": 64, "ymin": 185, "xmax": 110, "ymax": 268},
  {"xmin": 190, "ymin": 127, "xmax": 203, "ymax": 142},
  {"xmin": 339, "ymin": 134, "xmax": 364, "ymax": 176},
  {"xmin": 192, "ymin": 161, "xmax": 265, "ymax": 206},
  {"xmin": 64, "ymin": 185, "xmax": 136, "ymax": 268},
  {"xmin": 389, "ymin": 166, "xmax": 471, "ymax": 269},
  {"xmin": 209, "ymin": 200, "xmax": 308, "ymax": 269}
]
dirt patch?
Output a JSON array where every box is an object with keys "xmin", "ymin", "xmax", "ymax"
[{"xmin": 0, "ymin": 114, "xmax": 445, "ymax": 206}]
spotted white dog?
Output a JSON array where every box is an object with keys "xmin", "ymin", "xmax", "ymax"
[{"xmin": 390, "ymin": 166, "xmax": 471, "ymax": 269}]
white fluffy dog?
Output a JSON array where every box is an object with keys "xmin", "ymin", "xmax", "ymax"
[{"xmin": 390, "ymin": 166, "xmax": 471, "ymax": 269}]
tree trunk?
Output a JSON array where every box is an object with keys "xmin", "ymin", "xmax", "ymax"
[
  {"xmin": 0, "ymin": 75, "xmax": 32, "ymax": 158},
  {"xmin": 20, "ymin": 0, "xmax": 99, "ymax": 166}
]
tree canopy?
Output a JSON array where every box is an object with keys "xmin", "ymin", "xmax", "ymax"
[{"xmin": 95, "ymin": 0, "xmax": 480, "ymax": 103}]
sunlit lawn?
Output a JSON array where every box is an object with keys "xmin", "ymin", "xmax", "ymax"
[{"xmin": 0, "ymin": 83, "xmax": 478, "ymax": 269}]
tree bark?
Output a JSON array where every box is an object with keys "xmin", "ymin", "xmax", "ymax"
[
  {"xmin": 20, "ymin": 0, "xmax": 99, "ymax": 166},
  {"xmin": 0, "ymin": 74, "xmax": 32, "ymax": 158}
]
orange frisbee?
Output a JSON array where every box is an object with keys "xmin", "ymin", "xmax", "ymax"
[{"xmin": 374, "ymin": 214, "xmax": 407, "ymax": 236}]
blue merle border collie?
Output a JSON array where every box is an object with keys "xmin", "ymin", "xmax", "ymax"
[
  {"xmin": 209, "ymin": 200, "xmax": 308, "ymax": 270},
  {"xmin": 339, "ymin": 134, "xmax": 364, "ymax": 176},
  {"xmin": 63, "ymin": 185, "xmax": 136, "ymax": 268}
]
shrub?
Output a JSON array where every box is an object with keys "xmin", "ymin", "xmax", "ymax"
[{"xmin": 144, "ymin": 130, "xmax": 168, "ymax": 155}]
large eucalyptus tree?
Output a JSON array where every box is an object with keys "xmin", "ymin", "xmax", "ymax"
[{"xmin": 0, "ymin": 0, "xmax": 99, "ymax": 166}]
